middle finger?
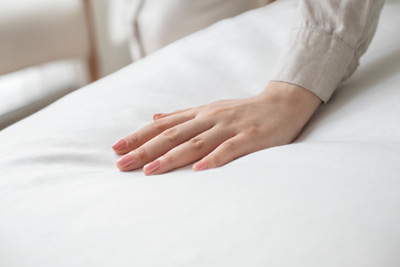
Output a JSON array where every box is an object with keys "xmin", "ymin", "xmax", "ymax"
[{"xmin": 116, "ymin": 117, "xmax": 213, "ymax": 171}]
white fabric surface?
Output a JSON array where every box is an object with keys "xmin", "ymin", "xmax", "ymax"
[{"xmin": 1, "ymin": 1, "xmax": 400, "ymax": 266}]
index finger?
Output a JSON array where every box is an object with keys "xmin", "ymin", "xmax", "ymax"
[{"xmin": 112, "ymin": 111, "xmax": 195, "ymax": 154}]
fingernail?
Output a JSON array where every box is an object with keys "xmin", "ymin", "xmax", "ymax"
[
  {"xmin": 117, "ymin": 154, "xmax": 134, "ymax": 168},
  {"xmin": 144, "ymin": 160, "xmax": 160, "ymax": 175},
  {"xmin": 153, "ymin": 113, "xmax": 163, "ymax": 120},
  {"xmin": 112, "ymin": 139, "xmax": 126, "ymax": 150},
  {"xmin": 193, "ymin": 161, "xmax": 207, "ymax": 171}
]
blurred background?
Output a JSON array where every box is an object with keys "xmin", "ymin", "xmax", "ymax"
[
  {"xmin": 0, "ymin": 0, "xmax": 134, "ymax": 129},
  {"xmin": 0, "ymin": 0, "xmax": 271, "ymax": 130}
]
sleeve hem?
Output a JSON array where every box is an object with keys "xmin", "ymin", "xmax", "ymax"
[{"xmin": 270, "ymin": 27, "xmax": 355, "ymax": 103}]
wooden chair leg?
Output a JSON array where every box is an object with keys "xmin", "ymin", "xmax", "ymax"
[{"xmin": 82, "ymin": 0, "xmax": 99, "ymax": 82}]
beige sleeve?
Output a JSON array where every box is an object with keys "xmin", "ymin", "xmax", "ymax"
[{"xmin": 270, "ymin": 0, "xmax": 385, "ymax": 102}]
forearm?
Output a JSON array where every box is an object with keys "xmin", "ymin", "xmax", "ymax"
[{"xmin": 270, "ymin": 0, "xmax": 385, "ymax": 102}]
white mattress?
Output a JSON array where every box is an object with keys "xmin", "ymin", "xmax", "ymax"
[{"xmin": 1, "ymin": 1, "xmax": 400, "ymax": 266}]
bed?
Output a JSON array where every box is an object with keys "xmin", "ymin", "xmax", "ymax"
[{"xmin": 1, "ymin": 0, "xmax": 400, "ymax": 266}]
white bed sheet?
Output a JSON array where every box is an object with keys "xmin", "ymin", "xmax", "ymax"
[{"xmin": 1, "ymin": 1, "xmax": 400, "ymax": 266}]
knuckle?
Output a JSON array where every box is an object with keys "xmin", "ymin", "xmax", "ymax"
[
  {"xmin": 153, "ymin": 119, "xmax": 167, "ymax": 132},
  {"xmin": 208, "ymin": 107, "xmax": 225, "ymax": 117},
  {"xmin": 190, "ymin": 137, "xmax": 205, "ymax": 151},
  {"xmin": 162, "ymin": 127, "xmax": 179, "ymax": 142},
  {"xmin": 209, "ymin": 154, "xmax": 222, "ymax": 167},
  {"xmin": 126, "ymin": 133, "xmax": 139, "ymax": 145},
  {"xmin": 163, "ymin": 155, "xmax": 175, "ymax": 165},
  {"xmin": 135, "ymin": 147, "xmax": 148, "ymax": 160},
  {"xmin": 205, "ymin": 108, "xmax": 235, "ymax": 124},
  {"xmin": 246, "ymin": 125, "xmax": 260, "ymax": 136},
  {"xmin": 223, "ymin": 140, "xmax": 237, "ymax": 153}
]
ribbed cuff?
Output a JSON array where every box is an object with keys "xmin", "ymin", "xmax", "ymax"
[{"xmin": 270, "ymin": 27, "xmax": 355, "ymax": 103}]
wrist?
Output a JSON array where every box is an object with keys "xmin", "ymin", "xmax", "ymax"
[
  {"xmin": 257, "ymin": 81, "xmax": 322, "ymax": 132},
  {"xmin": 261, "ymin": 81, "xmax": 322, "ymax": 109}
]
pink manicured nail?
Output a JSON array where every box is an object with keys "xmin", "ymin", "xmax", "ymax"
[
  {"xmin": 112, "ymin": 139, "xmax": 126, "ymax": 150},
  {"xmin": 117, "ymin": 154, "xmax": 134, "ymax": 168},
  {"xmin": 193, "ymin": 161, "xmax": 207, "ymax": 171},
  {"xmin": 153, "ymin": 113, "xmax": 163, "ymax": 121},
  {"xmin": 144, "ymin": 160, "xmax": 160, "ymax": 174}
]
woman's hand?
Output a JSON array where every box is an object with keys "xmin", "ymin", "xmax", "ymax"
[{"xmin": 112, "ymin": 81, "xmax": 321, "ymax": 175}]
